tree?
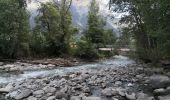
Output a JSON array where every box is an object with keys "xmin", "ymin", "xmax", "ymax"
[
  {"xmin": 0, "ymin": 0, "xmax": 30, "ymax": 58},
  {"xmin": 75, "ymin": 0, "xmax": 116, "ymax": 59},
  {"xmin": 86, "ymin": 0, "xmax": 106, "ymax": 46},
  {"xmin": 32, "ymin": 0, "xmax": 75, "ymax": 56},
  {"xmin": 109, "ymin": 0, "xmax": 170, "ymax": 61}
]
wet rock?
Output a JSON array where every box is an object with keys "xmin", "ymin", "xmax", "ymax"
[
  {"xmin": 117, "ymin": 88, "xmax": 126, "ymax": 97},
  {"xmin": 165, "ymin": 86, "xmax": 170, "ymax": 94},
  {"xmin": 125, "ymin": 93, "xmax": 136, "ymax": 100},
  {"xmin": 33, "ymin": 90, "xmax": 44, "ymax": 96},
  {"xmin": 127, "ymin": 83, "xmax": 133, "ymax": 87},
  {"xmin": 15, "ymin": 89, "xmax": 32, "ymax": 100},
  {"xmin": 43, "ymin": 86, "xmax": 56, "ymax": 93},
  {"xmin": 82, "ymin": 96, "xmax": 101, "ymax": 100},
  {"xmin": 153, "ymin": 88, "xmax": 166, "ymax": 95},
  {"xmin": 69, "ymin": 74, "xmax": 77, "ymax": 78},
  {"xmin": 115, "ymin": 81, "xmax": 122, "ymax": 86},
  {"xmin": 136, "ymin": 74, "xmax": 143, "ymax": 80},
  {"xmin": 47, "ymin": 64, "xmax": 55, "ymax": 67},
  {"xmin": 10, "ymin": 67, "xmax": 20, "ymax": 71},
  {"xmin": 59, "ymin": 78, "xmax": 67, "ymax": 85},
  {"xmin": 27, "ymin": 96, "xmax": 38, "ymax": 100},
  {"xmin": 0, "ymin": 62, "xmax": 3, "ymax": 66},
  {"xmin": 149, "ymin": 75, "xmax": 170, "ymax": 89},
  {"xmin": 82, "ymin": 87, "xmax": 90, "ymax": 93},
  {"xmin": 55, "ymin": 91, "xmax": 68, "ymax": 99},
  {"xmin": 47, "ymin": 96, "xmax": 56, "ymax": 100},
  {"xmin": 70, "ymin": 96, "xmax": 81, "ymax": 100},
  {"xmin": 0, "ymin": 88, "xmax": 10, "ymax": 93},
  {"xmin": 158, "ymin": 95, "xmax": 170, "ymax": 100},
  {"xmin": 150, "ymin": 68, "xmax": 164, "ymax": 74},
  {"xmin": 112, "ymin": 97, "xmax": 119, "ymax": 100},
  {"xmin": 81, "ymin": 73, "xmax": 90, "ymax": 80},
  {"xmin": 60, "ymin": 85, "xmax": 69, "ymax": 93},
  {"xmin": 101, "ymin": 88, "xmax": 113, "ymax": 96},
  {"xmin": 0, "ymin": 83, "xmax": 13, "ymax": 93},
  {"xmin": 101, "ymin": 83, "xmax": 106, "ymax": 88},
  {"xmin": 136, "ymin": 92, "xmax": 154, "ymax": 100},
  {"xmin": 6, "ymin": 91, "xmax": 18, "ymax": 98},
  {"xmin": 101, "ymin": 87, "xmax": 118, "ymax": 97}
]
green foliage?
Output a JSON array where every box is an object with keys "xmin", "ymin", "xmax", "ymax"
[
  {"xmin": 73, "ymin": 0, "xmax": 117, "ymax": 59},
  {"xmin": 103, "ymin": 29, "xmax": 116, "ymax": 46},
  {"xmin": 0, "ymin": 0, "xmax": 30, "ymax": 58},
  {"xmin": 32, "ymin": 1, "xmax": 76, "ymax": 56},
  {"xmin": 110, "ymin": 0, "xmax": 170, "ymax": 61},
  {"xmin": 86, "ymin": 0, "xmax": 106, "ymax": 45},
  {"xmin": 75, "ymin": 37, "xmax": 99, "ymax": 59},
  {"xmin": 81, "ymin": 0, "xmax": 116, "ymax": 58}
]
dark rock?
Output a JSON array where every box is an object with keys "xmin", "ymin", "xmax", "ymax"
[
  {"xmin": 55, "ymin": 91, "xmax": 68, "ymax": 99},
  {"xmin": 101, "ymin": 87, "xmax": 119, "ymax": 97},
  {"xmin": 153, "ymin": 88, "xmax": 166, "ymax": 95},
  {"xmin": 149, "ymin": 75, "xmax": 170, "ymax": 89},
  {"xmin": 125, "ymin": 93, "xmax": 136, "ymax": 100},
  {"xmin": 158, "ymin": 95, "xmax": 170, "ymax": 100}
]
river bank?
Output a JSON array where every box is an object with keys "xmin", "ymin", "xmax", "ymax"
[
  {"xmin": 0, "ymin": 57, "xmax": 84, "ymax": 74},
  {"xmin": 0, "ymin": 56, "xmax": 170, "ymax": 100}
]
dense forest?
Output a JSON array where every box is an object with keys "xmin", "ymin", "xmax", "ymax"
[
  {"xmin": 0, "ymin": 0, "xmax": 170, "ymax": 62},
  {"xmin": 1, "ymin": 0, "xmax": 170, "ymax": 100},
  {"xmin": 110, "ymin": 0, "xmax": 170, "ymax": 63},
  {"xmin": 0, "ymin": 0, "xmax": 116, "ymax": 59}
]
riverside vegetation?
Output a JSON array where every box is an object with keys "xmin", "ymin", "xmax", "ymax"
[
  {"xmin": 0, "ymin": 0, "xmax": 170, "ymax": 100},
  {"xmin": 0, "ymin": 0, "xmax": 116, "ymax": 59}
]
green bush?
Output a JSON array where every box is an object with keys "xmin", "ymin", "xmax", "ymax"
[{"xmin": 75, "ymin": 37, "xmax": 99, "ymax": 59}]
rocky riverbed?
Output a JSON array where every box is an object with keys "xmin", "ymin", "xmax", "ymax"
[{"xmin": 0, "ymin": 56, "xmax": 170, "ymax": 100}]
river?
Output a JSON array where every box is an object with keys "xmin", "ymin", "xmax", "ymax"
[{"xmin": 0, "ymin": 55, "xmax": 135, "ymax": 84}]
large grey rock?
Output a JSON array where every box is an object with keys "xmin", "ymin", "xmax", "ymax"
[
  {"xmin": 101, "ymin": 88, "xmax": 117, "ymax": 96},
  {"xmin": 158, "ymin": 95, "xmax": 170, "ymax": 100},
  {"xmin": 70, "ymin": 96, "xmax": 81, "ymax": 100},
  {"xmin": 153, "ymin": 88, "xmax": 166, "ymax": 95},
  {"xmin": 82, "ymin": 96, "xmax": 101, "ymax": 100},
  {"xmin": 0, "ymin": 62, "xmax": 3, "ymax": 66},
  {"xmin": 165, "ymin": 86, "xmax": 170, "ymax": 94},
  {"xmin": 0, "ymin": 83, "xmax": 13, "ymax": 93},
  {"xmin": 149, "ymin": 75, "xmax": 170, "ymax": 89},
  {"xmin": 0, "ymin": 88, "xmax": 9, "ymax": 93},
  {"xmin": 69, "ymin": 74, "xmax": 77, "ymax": 78},
  {"xmin": 27, "ymin": 96, "xmax": 38, "ymax": 100},
  {"xmin": 15, "ymin": 89, "xmax": 32, "ymax": 100},
  {"xmin": 43, "ymin": 86, "xmax": 56, "ymax": 93},
  {"xmin": 112, "ymin": 97, "xmax": 119, "ymax": 100},
  {"xmin": 55, "ymin": 91, "xmax": 68, "ymax": 99},
  {"xmin": 117, "ymin": 88, "xmax": 126, "ymax": 97},
  {"xmin": 125, "ymin": 93, "xmax": 136, "ymax": 100},
  {"xmin": 47, "ymin": 96, "xmax": 56, "ymax": 100},
  {"xmin": 136, "ymin": 92, "xmax": 154, "ymax": 100},
  {"xmin": 115, "ymin": 81, "xmax": 122, "ymax": 86},
  {"xmin": 33, "ymin": 90, "xmax": 44, "ymax": 95},
  {"xmin": 82, "ymin": 87, "xmax": 90, "ymax": 93}
]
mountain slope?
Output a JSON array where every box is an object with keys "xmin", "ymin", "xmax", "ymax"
[{"xmin": 26, "ymin": 0, "xmax": 120, "ymax": 32}]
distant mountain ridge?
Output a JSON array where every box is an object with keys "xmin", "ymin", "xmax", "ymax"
[{"xmin": 26, "ymin": 0, "xmax": 120, "ymax": 33}]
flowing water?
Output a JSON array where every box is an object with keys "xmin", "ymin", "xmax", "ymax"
[{"xmin": 0, "ymin": 55, "xmax": 135, "ymax": 84}]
